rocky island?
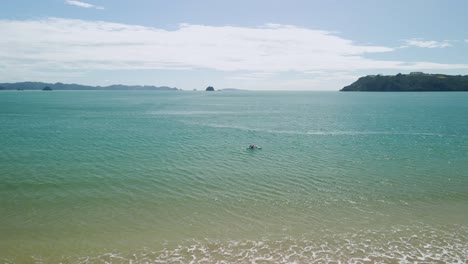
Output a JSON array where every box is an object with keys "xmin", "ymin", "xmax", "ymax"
[
  {"xmin": 341, "ymin": 72, "xmax": 468, "ymax": 92},
  {"xmin": 0, "ymin": 82, "xmax": 178, "ymax": 91}
]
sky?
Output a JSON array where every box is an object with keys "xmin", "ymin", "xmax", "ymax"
[{"xmin": 0, "ymin": 0, "xmax": 467, "ymax": 90}]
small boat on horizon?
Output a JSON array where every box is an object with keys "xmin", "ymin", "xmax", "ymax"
[{"xmin": 247, "ymin": 144, "xmax": 261, "ymax": 150}]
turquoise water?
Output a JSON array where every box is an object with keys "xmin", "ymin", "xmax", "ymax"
[{"xmin": 1, "ymin": 91, "xmax": 467, "ymax": 263}]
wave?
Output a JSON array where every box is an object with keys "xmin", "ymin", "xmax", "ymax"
[
  {"xmin": 148, "ymin": 110, "xmax": 281, "ymax": 116},
  {"xmin": 184, "ymin": 122, "xmax": 456, "ymax": 137},
  {"xmin": 10, "ymin": 225, "xmax": 467, "ymax": 263},
  {"xmin": 148, "ymin": 110, "xmax": 238, "ymax": 115}
]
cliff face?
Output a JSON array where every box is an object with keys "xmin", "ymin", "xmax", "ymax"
[{"xmin": 341, "ymin": 73, "xmax": 468, "ymax": 91}]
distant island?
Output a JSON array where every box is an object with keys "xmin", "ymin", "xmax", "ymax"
[
  {"xmin": 206, "ymin": 86, "xmax": 215, "ymax": 91},
  {"xmin": 0, "ymin": 82, "xmax": 178, "ymax": 91},
  {"xmin": 341, "ymin": 73, "xmax": 468, "ymax": 92},
  {"xmin": 218, "ymin": 88, "xmax": 246, "ymax": 92}
]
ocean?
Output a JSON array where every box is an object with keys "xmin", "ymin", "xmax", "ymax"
[{"xmin": 1, "ymin": 91, "xmax": 467, "ymax": 263}]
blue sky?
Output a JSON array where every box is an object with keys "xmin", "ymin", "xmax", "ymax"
[{"xmin": 1, "ymin": 0, "xmax": 467, "ymax": 90}]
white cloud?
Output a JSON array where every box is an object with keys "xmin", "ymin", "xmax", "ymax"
[
  {"xmin": 227, "ymin": 72, "xmax": 274, "ymax": 80},
  {"xmin": 0, "ymin": 18, "xmax": 467, "ymax": 80},
  {"xmin": 403, "ymin": 39, "xmax": 452, "ymax": 48},
  {"xmin": 65, "ymin": 0, "xmax": 103, "ymax": 10}
]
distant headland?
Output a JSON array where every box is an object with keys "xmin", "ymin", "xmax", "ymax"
[
  {"xmin": 341, "ymin": 72, "xmax": 468, "ymax": 92},
  {"xmin": 0, "ymin": 82, "xmax": 178, "ymax": 91}
]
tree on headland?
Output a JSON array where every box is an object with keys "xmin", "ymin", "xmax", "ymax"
[{"xmin": 206, "ymin": 86, "xmax": 215, "ymax": 91}]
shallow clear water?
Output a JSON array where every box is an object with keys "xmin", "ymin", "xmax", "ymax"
[{"xmin": 1, "ymin": 91, "xmax": 467, "ymax": 263}]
